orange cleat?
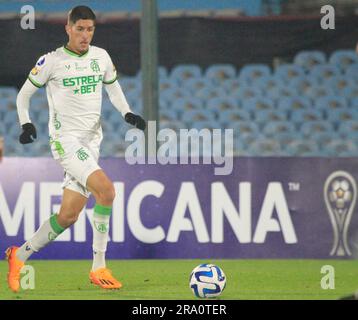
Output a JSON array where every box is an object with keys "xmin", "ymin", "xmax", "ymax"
[
  {"xmin": 5, "ymin": 246, "xmax": 24, "ymax": 292},
  {"xmin": 89, "ymin": 268, "xmax": 122, "ymax": 289}
]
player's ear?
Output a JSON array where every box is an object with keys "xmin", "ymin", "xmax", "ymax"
[{"xmin": 65, "ymin": 24, "xmax": 71, "ymax": 37}]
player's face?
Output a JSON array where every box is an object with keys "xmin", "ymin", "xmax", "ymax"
[{"xmin": 66, "ymin": 19, "xmax": 95, "ymax": 53}]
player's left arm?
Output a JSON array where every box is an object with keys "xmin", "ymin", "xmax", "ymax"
[{"xmin": 103, "ymin": 52, "xmax": 146, "ymax": 131}]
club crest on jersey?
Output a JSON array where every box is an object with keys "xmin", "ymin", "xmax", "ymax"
[{"xmin": 90, "ymin": 59, "xmax": 100, "ymax": 72}]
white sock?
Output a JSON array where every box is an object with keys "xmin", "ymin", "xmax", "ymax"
[
  {"xmin": 91, "ymin": 209, "xmax": 110, "ymax": 271},
  {"xmin": 16, "ymin": 214, "xmax": 65, "ymax": 262}
]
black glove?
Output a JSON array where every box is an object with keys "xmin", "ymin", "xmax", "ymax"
[
  {"xmin": 19, "ymin": 123, "xmax": 37, "ymax": 144},
  {"xmin": 125, "ymin": 112, "xmax": 146, "ymax": 131}
]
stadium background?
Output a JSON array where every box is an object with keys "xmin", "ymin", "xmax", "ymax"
[{"xmin": 1, "ymin": 0, "xmax": 358, "ymax": 300}]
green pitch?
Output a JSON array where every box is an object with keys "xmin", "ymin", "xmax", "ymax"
[{"xmin": 0, "ymin": 259, "xmax": 357, "ymax": 300}]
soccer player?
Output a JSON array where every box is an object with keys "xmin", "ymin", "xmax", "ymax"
[{"xmin": 6, "ymin": 5, "xmax": 146, "ymax": 292}]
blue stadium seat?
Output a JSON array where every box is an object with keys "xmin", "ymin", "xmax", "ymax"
[
  {"xmin": 309, "ymin": 64, "xmax": 342, "ymax": 82},
  {"xmin": 233, "ymin": 86, "xmax": 263, "ymax": 99},
  {"xmin": 329, "ymin": 50, "xmax": 358, "ymax": 71},
  {"xmin": 305, "ymin": 85, "xmax": 336, "ymax": 100},
  {"xmin": 239, "ymin": 132, "xmax": 264, "ymax": 148},
  {"xmin": 247, "ymin": 138, "xmax": 281, "ymax": 156},
  {"xmin": 293, "ymin": 50, "xmax": 326, "ymax": 70},
  {"xmin": 289, "ymin": 76, "xmax": 320, "ymax": 95},
  {"xmin": 349, "ymin": 97, "xmax": 358, "ymax": 108},
  {"xmin": 171, "ymin": 97, "xmax": 204, "ymax": 114},
  {"xmin": 276, "ymin": 96, "xmax": 312, "ymax": 114},
  {"xmin": 265, "ymin": 85, "xmax": 298, "ymax": 100},
  {"xmin": 290, "ymin": 109, "xmax": 323, "ymax": 124},
  {"xmin": 222, "ymin": 78, "xmax": 247, "ymax": 94},
  {"xmin": 322, "ymin": 139, "xmax": 358, "ymax": 157},
  {"xmin": 206, "ymin": 97, "xmax": 240, "ymax": 114},
  {"xmin": 338, "ymin": 120, "xmax": 358, "ymax": 137},
  {"xmin": 119, "ymin": 77, "xmax": 140, "ymax": 92},
  {"xmin": 254, "ymin": 109, "xmax": 287, "ymax": 124},
  {"xmin": 238, "ymin": 64, "xmax": 271, "ymax": 84},
  {"xmin": 0, "ymin": 86, "xmax": 18, "ymax": 100},
  {"xmin": 341, "ymin": 86, "xmax": 358, "ymax": 100},
  {"xmin": 159, "ymin": 78, "xmax": 178, "ymax": 92},
  {"xmin": 170, "ymin": 64, "xmax": 202, "ymax": 83},
  {"xmin": 262, "ymin": 121, "xmax": 296, "ymax": 137},
  {"xmin": 232, "ymin": 121, "xmax": 260, "ymax": 136},
  {"xmin": 256, "ymin": 76, "xmax": 285, "ymax": 90},
  {"xmin": 159, "ymin": 120, "xmax": 187, "ymax": 131},
  {"xmin": 219, "ymin": 109, "xmax": 251, "ymax": 125},
  {"xmin": 159, "ymin": 109, "xmax": 179, "ymax": 122},
  {"xmin": 326, "ymin": 76, "xmax": 355, "ymax": 95},
  {"xmin": 205, "ymin": 64, "xmax": 236, "ymax": 84},
  {"xmin": 194, "ymin": 87, "xmax": 227, "ymax": 101},
  {"xmin": 182, "ymin": 78, "xmax": 213, "ymax": 93},
  {"xmin": 300, "ymin": 121, "xmax": 335, "ymax": 137},
  {"xmin": 344, "ymin": 63, "xmax": 358, "ymax": 83},
  {"xmin": 192, "ymin": 120, "xmax": 221, "ymax": 131},
  {"xmin": 326, "ymin": 108, "xmax": 358, "ymax": 125},
  {"xmin": 274, "ymin": 64, "xmax": 306, "ymax": 83},
  {"xmin": 242, "ymin": 97, "xmax": 275, "ymax": 112},
  {"xmin": 161, "ymin": 87, "xmax": 192, "ymax": 104},
  {"xmin": 315, "ymin": 96, "xmax": 348, "ymax": 112},
  {"xmin": 3, "ymin": 110, "xmax": 17, "ymax": 124},
  {"xmin": 276, "ymin": 131, "xmax": 305, "ymax": 146},
  {"xmin": 284, "ymin": 139, "xmax": 320, "ymax": 156},
  {"xmin": 311, "ymin": 132, "xmax": 341, "ymax": 148},
  {"xmin": 180, "ymin": 109, "xmax": 216, "ymax": 125}
]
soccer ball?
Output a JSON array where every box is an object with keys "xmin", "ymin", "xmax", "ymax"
[{"xmin": 189, "ymin": 263, "xmax": 226, "ymax": 298}]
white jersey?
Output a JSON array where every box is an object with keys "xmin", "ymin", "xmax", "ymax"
[{"xmin": 28, "ymin": 45, "xmax": 117, "ymax": 138}]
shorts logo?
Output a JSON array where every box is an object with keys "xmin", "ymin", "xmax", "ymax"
[
  {"xmin": 76, "ymin": 148, "xmax": 89, "ymax": 161},
  {"xmin": 90, "ymin": 59, "xmax": 100, "ymax": 73}
]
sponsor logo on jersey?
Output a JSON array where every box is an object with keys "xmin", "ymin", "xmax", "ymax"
[
  {"xmin": 37, "ymin": 56, "xmax": 45, "ymax": 66},
  {"xmin": 63, "ymin": 74, "xmax": 104, "ymax": 95},
  {"xmin": 75, "ymin": 62, "xmax": 87, "ymax": 71},
  {"xmin": 31, "ymin": 66, "xmax": 39, "ymax": 75}
]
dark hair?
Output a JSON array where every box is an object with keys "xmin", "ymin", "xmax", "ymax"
[{"xmin": 68, "ymin": 5, "xmax": 96, "ymax": 24}]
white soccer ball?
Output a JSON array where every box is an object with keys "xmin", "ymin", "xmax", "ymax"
[{"xmin": 189, "ymin": 263, "xmax": 226, "ymax": 298}]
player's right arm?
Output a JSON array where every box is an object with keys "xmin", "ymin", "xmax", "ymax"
[{"xmin": 16, "ymin": 54, "xmax": 53, "ymax": 144}]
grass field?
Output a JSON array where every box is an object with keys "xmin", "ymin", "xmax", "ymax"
[{"xmin": 0, "ymin": 259, "xmax": 357, "ymax": 300}]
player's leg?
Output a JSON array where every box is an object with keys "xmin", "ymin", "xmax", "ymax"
[
  {"xmin": 86, "ymin": 169, "xmax": 122, "ymax": 289},
  {"xmin": 6, "ymin": 188, "xmax": 87, "ymax": 292}
]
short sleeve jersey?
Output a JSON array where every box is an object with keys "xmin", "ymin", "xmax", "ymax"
[{"xmin": 28, "ymin": 45, "xmax": 117, "ymax": 138}]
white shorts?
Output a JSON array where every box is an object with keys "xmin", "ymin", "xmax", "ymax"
[{"xmin": 50, "ymin": 133, "xmax": 102, "ymax": 198}]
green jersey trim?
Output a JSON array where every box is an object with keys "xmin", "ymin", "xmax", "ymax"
[
  {"xmin": 103, "ymin": 75, "xmax": 117, "ymax": 85},
  {"xmin": 63, "ymin": 45, "xmax": 89, "ymax": 58},
  {"xmin": 28, "ymin": 76, "xmax": 44, "ymax": 88}
]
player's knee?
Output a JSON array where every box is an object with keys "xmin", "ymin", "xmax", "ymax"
[
  {"xmin": 97, "ymin": 182, "xmax": 116, "ymax": 205},
  {"xmin": 58, "ymin": 211, "xmax": 80, "ymax": 228}
]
